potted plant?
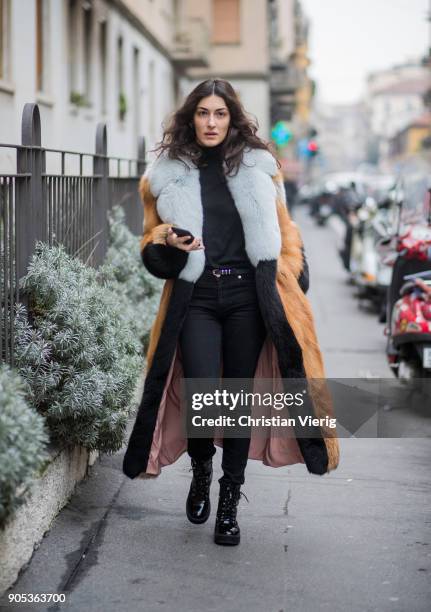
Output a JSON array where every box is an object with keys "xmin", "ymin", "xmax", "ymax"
[{"xmin": 119, "ymin": 91, "xmax": 127, "ymax": 121}]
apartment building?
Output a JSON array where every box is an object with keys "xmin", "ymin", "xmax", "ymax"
[
  {"xmin": 269, "ymin": 0, "xmax": 312, "ymax": 131},
  {"xmin": 0, "ymin": 0, "xmax": 308, "ymax": 160},
  {"xmin": 0, "ymin": 0, "xmax": 189, "ymax": 159},
  {"xmin": 183, "ymin": 0, "xmax": 270, "ymax": 137},
  {"xmin": 365, "ymin": 61, "xmax": 430, "ymax": 163}
]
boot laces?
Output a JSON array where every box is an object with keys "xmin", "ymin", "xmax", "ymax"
[
  {"xmin": 218, "ymin": 487, "xmax": 249, "ymax": 521},
  {"xmin": 189, "ymin": 462, "xmax": 211, "ymax": 494}
]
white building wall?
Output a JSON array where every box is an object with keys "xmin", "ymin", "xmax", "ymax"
[
  {"xmin": 370, "ymin": 93, "xmax": 425, "ymax": 139},
  {"xmin": 0, "ymin": 0, "xmax": 176, "ymax": 165},
  {"xmin": 367, "ymin": 63, "xmax": 428, "ymax": 97},
  {"xmin": 1, "ymin": 0, "xmax": 282, "ymax": 163},
  {"xmin": 233, "ymin": 79, "xmax": 270, "ymax": 140},
  {"xmin": 276, "ymin": 0, "xmax": 295, "ymax": 60}
]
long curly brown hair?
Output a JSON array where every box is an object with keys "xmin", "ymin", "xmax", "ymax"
[{"xmin": 151, "ymin": 78, "xmax": 279, "ymax": 176}]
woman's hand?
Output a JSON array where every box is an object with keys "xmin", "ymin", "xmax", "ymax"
[{"xmin": 166, "ymin": 227, "xmax": 204, "ymax": 252}]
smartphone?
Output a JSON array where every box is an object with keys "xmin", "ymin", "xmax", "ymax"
[{"xmin": 170, "ymin": 226, "xmax": 195, "ymax": 245}]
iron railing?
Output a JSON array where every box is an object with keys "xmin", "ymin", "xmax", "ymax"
[{"xmin": 0, "ymin": 103, "xmax": 146, "ymax": 365}]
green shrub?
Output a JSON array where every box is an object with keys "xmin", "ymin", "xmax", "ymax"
[
  {"xmin": 118, "ymin": 92, "xmax": 128, "ymax": 120},
  {"xmin": 13, "ymin": 241, "xmax": 142, "ymax": 453},
  {"xmin": 104, "ymin": 205, "xmax": 163, "ymax": 353},
  {"xmin": 0, "ymin": 364, "xmax": 49, "ymax": 529}
]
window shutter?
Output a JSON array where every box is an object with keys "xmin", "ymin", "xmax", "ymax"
[{"xmin": 212, "ymin": 0, "xmax": 240, "ymax": 44}]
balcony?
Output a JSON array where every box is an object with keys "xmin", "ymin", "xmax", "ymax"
[
  {"xmin": 271, "ymin": 95, "xmax": 295, "ymax": 123},
  {"xmin": 171, "ymin": 17, "xmax": 210, "ymax": 69},
  {"xmin": 270, "ymin": 61, "xmax": 303, "ymax": 95}
]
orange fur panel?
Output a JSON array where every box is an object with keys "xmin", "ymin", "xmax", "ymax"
[
  {"xmin": 272, "ymin": 175, "xmax": 340, "ymax": 470},
  {"xmin": 276, "ymin": 198, "xmax": 304, "ymax": 279},
  {"xmin": 138, "ymin": 175, "xmax": 176, "ymax": 370},
  {"xmin": 275, "ymin": 269, "xmax": 340, "ymax": 470},
  {"xmin": 139, "ymin": 176, "xmax": 172, "ymax": 248},
  {"xmin": 324, "ymin": 438, "xmax": 340, "ymax": 473},
  {"xmin": 272, "ymin": 173, "xmax": 304, "ymax": 280}
]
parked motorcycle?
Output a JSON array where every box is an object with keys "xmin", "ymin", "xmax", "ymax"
[
  {"xmin": 309, "ymin": 180, "xmax": 338, "ymax": 226},
  {"xmin": 385, "ymin": 223, "xmax": 431, "ymax": 379},
  {"xmin": 389, "ymin": 270, "xmax": 431, "ymax": 378},
  {"xmin": 335, "ymin": 179, "xmax": 373, "ymax": 272},
  {"xmin": 341, "ymin": 177, "xmax": 396, "ymax": 319},
  {"xmin": 315, "ymin": 199, "xmax": 333, "ymax": 226}
]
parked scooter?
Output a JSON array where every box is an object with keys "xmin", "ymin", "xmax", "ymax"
[
  {"xmin": 315, "ymin": 199, "xmax": 333, "ymax": 226},
  {"xmin": 389, "ymin": 270, "xmax": 431, "ymax": 378},
  {"xmin": 309, "ymin": 180, "xmax": 337, "ymax": 226},
  {"xmin": 346, "ymin": 189, "xmax": 396, "ymax": 320},
  {"xmin": 336, "ymin": 182, "xmax": 367, "ymax": 272},
  {"xmin": 385, "ymin": 223, "xmax": 431, "ymax": 379}
]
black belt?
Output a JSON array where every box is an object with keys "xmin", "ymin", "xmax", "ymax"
[{"xmin": 203, "ymin": 266, "xmax": 255, "ymax": 278}]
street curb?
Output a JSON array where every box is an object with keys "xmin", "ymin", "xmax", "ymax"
[
  {"xmin": 0, "ymin": 445, "xmax": 98, "ymax": 596},
  {"xmin": 0, "ymin": 368, "xmax": 146, "ymax": 597}
]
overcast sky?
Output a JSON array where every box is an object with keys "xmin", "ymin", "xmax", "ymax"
[{"xmin": 300, "ymin": 0, "xmax": 430, "ymax": 105}]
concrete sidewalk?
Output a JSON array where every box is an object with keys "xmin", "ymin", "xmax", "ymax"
[
  {"xmin": 3, "ymin": 438, "xmax": 430, "ymax": 612},
  {"xmin": 3, "ymin": 208, "xmax": 431, "ymax": 612}
]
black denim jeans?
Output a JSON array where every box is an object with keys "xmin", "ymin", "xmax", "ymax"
[{"xmin": 179, "ymin": 267, "xmax": 267, "ymax": 485}]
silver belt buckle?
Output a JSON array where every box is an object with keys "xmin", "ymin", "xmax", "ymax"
[{"xmin": 212, "ymin": 268, "xmax": 232, "ymax": 277}]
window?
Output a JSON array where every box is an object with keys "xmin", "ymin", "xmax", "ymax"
[
  {"xmin": 212, "ymin": 0, "xmax": 240, "ymax": 44},
  {"xmin": 83, "ymin": 1, "xmax": 92, "ymax": 102},
  {"xmin": 117, "ymin": 36, "xmax": 125, "ymax": 120},
  {"xmin": 132, "ymin": 47, "xmax": 140, "ymax": 140},
  {"xmin": 68, "ymin": 0, "xmax": 79, "ymax": 96},
  {"xmin": 117, "ymin": 36, "xmax": 123, "ymax": 91},
  {"xmin": 0, "ymin": 0, "xmax": 11, "ymax": 81},
  {"xmin": 149, "ymin": 59, "xmax": 155, "ymax": 140},
  {"xmin": 36, "ymin": 0, "xmax": 50, "ymax": 93},
  {"xmin": 99, "ymin": 19, "xmax": 107, "ymax": 113},
  {"xmin": 67, "ymin": 0, "xmax": 95, "ymax": 106}
]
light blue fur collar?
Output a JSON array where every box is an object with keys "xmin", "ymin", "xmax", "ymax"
[{"xmin": 145, "ymin": 148, "xmax": 282, "ymax": 282}]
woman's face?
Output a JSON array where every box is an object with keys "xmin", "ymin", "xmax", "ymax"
[{"xmin": 193, "ymin": 95, "xmax": 231, "ymax": 147}]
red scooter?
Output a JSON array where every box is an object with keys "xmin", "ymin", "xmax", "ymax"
[
  {"xmin": 385, "ymin": 224, "xmax": 431, "ymax": 379},
  {"xmin": 390, "ymin": 269, "xmax": 431, "ymax": 378}
]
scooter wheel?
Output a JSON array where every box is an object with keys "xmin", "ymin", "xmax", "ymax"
[{"xmin": 398, "ymin": 360, "xmax": 420, "ymax": 381}]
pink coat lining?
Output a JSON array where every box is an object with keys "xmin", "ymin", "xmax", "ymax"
[{"xmin": 142, "ymin": 335, "xmax": 305, "ymax": 477}]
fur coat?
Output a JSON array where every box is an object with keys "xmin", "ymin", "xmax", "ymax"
[{"xmin": 123, "ymin": 147, "xmax": 340, "ymax": 479}]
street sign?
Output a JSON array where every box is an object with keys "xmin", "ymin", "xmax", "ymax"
[{"xmin": 271, "ymin": 121, "xmax": 293, "ymax": 146}]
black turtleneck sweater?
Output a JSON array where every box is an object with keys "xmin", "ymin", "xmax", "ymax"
[{"xmin": 198, "ymin": 143, "xmax": 253, "ymax": 269}]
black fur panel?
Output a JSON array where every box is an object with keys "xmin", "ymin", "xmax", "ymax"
[
  {"xmin": 142, "ymin": 243, "xmax": 188, "ymax": 279},
  {"xmin": 255, "ymin": 260, "xmax": 328, "ymax": 475},
  {"xmin": 123, "ymin": 279, "xmax": 194, "ymax": 478},
  {"xmin": 298, "ymin": 246, "xmax": 310, "ymax": 294}
]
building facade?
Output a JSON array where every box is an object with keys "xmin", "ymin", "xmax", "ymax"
[
  {"xmin": 0, "ymin": 0, "xmax": 309, "ymax": 163},
  {"xmin": 365, "ymin": 61, "xmax": 430, "ymax": 166},
  {"xmin": 182, "ymin": 0, "xmax": 271, "ymax": 138},
  {"xmin": 310, "ymin": 100, "xmax": 369, "ymax": 173},
  {"xmin": 269, "ymin": 0, "xmax": 312, "ymax": 131},
  {"xmin": 0, "ymin": 0, "xmax": 181, "ymax": 163}
]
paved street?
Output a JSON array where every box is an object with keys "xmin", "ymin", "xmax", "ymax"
[{"xmin": 3, "ymin": 208, "xmax": 431, "ymax": 612}]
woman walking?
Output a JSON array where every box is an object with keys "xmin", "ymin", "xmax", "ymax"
[{"xmin": 123, "ymin": 79, "xmax": 339, "ymax": 546}]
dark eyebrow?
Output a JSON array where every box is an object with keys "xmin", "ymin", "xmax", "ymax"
[{"xmin": 197, "ymin": 106, "xmax": 228, "ymax": 111}]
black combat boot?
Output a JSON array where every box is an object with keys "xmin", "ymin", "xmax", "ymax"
[
  {"xmin": 214, "ymin": 480, "xmax": 248, "ymax": 546},
  {"xmin": 186, "ymin": 457, "xmax": 213, "ymax": 524}
]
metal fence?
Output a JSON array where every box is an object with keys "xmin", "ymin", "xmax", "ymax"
[{"xmin": 0, "ymin": 103, "xmax": 146, "ymax": 366}]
